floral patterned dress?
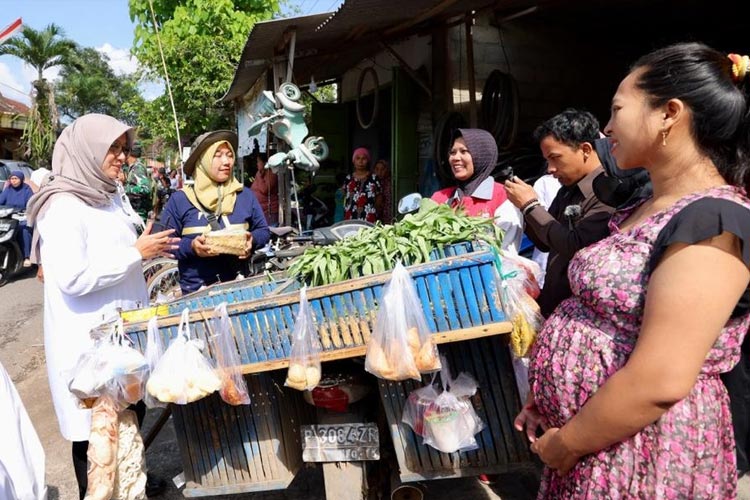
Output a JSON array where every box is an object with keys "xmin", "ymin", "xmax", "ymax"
[
  {"xmin": 529, "ymin": 185, "xmax": 750, "ymax": 499},
  {"xmin": 343, "ymin": 173, "xmax": 381, "ymax": 223}
]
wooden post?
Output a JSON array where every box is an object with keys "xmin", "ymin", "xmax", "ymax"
[{"xmin": 465, "ymin": 15, "xmax": 477, "ymax": 128}]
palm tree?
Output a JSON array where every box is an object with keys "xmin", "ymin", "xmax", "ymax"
[{"xmin": 0, "ymin": 24, "xmax": 78, "ymax": 166}]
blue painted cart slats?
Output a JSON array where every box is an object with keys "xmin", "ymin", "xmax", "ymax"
[
  {"xmin": 380, "ymin": 336, "xmax": 534, "ymax": 483},
  {"xmin": 121, "ymin": 251, "xmax": 506, "ymax": 375},
  {"xmin": 170, "ymin": 372, "xmax": 315, "ymax": 497},
  {"xmin": 167, "ymin": 272, "xmax": 295, "ymax": 314}
]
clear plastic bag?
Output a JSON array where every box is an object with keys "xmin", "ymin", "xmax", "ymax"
[
  {"xmin": 68, "ymin": 343, "xmax": 113, "ymax": 403},
  {"xmin": 210, "ymin": 303, "xmax": 251, "ymax": 405},
  {"xmin": 143, "ymin": 316, "xmax": 166, "ymax": 409},
  {"xmin": 512, "ymin": 355, "xmax": 531, "ymax": 403},
  {"xmin": 146, "ymin": 308, "xmax": 222, "ymax": 404},
  {"xmin": 502, "ymin": 254, "xmax": 543, "ymax": 300},
  {"xmin": 284, "ymin": 287, "xmax": 323, "ymax": 391},
  {"xmin": 365, "ymin": 262, "xmax": 440, "ymax": 381},
  {"xmin": 401, "ymin": 377, "xmax": 439, "ymax": 437},
  {"xmin": 69, "ymin": 319, "xmax": 148, "ymax": 406},
  {"xmin": 85, "ymin": 394, "xmax": 119, "ymax": 500},
  {"xmin": 497, "ymin": 253, "xmax": 545, "ymax": 358},
  {"xmin": 419, "ymin": 356, "xmax": 484, "ymax": 454},
  {"xmin": 112, "ymin": 409, "xmax": 147, "ymax": 500}
]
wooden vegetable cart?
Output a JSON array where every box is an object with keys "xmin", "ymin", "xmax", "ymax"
[{"xmin": 120, "ymin": 243, "xmax": 534, "ymax": 497}]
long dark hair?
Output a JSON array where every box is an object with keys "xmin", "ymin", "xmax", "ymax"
[{"xmin": 632, "ymin": 42, "xmax": 750, "ymax": 188}]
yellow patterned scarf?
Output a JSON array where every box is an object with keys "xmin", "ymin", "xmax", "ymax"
[{"xmin": 183, "ymin": 140, "xmax": 243, "ymax": 215}]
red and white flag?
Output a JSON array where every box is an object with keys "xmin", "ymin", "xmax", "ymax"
[{"xmin": 0, "ymin": 17, "xmax": 23, "ymax": 44}]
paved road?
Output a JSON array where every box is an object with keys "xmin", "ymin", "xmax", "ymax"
[{"xmin": 6, "ymin": 270, "xmax": 747, "ymax": 499}]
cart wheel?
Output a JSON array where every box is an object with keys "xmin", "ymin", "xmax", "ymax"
[
  {"xmin": 279, "ymin": 82, "xmax": 302, "ymax": 101},
  {"xmin": 142, "ymin": 257, "xmax": 177, "ymax": 285},
  {"xmin": 147, "ymin": 266, "xmax": 182, "ymax": 304}
]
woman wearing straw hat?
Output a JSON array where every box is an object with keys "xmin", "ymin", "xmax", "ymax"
[{"xmin": 160, "ymin": 130, "xmax": 270, "ymax": 294}]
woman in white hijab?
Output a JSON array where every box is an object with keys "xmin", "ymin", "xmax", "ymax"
[{"xmin": 26, "ymin": 113, "xmax": 179, "ymax": 499}]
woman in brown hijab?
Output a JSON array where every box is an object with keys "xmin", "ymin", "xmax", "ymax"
[{"xmin": 26, "ymin": 113, "xmax": 178, "ymax": 499}]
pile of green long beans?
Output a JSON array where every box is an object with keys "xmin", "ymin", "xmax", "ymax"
[{"xmin": 287, "ymin": 198, "xmax": 503, "ymax": 286}]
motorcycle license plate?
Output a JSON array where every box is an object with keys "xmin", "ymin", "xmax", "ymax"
[{"xmin": 301, "ymin": 423, "xmax": 380, "ymax": 462}]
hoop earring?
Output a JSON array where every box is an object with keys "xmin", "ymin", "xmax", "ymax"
[{"xmin": 661, "ymin": 130, "xmax": 668, "ymax": 147}]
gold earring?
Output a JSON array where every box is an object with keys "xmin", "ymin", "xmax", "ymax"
[{"xmin": 661, "ymin": 130, "xmax": 668, "ymax": 147}]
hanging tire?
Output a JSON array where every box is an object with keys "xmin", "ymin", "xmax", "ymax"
[
  {"xmin": 356, "ymin": 67, "xmax": 379, "ymax": 129},
  {"xmin": 480, "ymin": 70, "xmax": 519, "ymax": 150}
]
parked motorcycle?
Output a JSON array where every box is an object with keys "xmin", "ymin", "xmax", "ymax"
[
  {"xmin": 253, "ymin": 219, "xmax": 374, "ymax": 273},
  {"xmin": 0, "ymin": 206, "xmax": 26, "ymax": 286},
  {"xmin": 291, "ymin": 182, "xmax": 331, "ymax": 232}
]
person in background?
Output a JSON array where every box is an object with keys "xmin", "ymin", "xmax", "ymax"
[
  {"xmin": 26, "ymin": 113, "xmax": 178, "ymax": 499},
  {"xmin": 724, "ymin": 331, "xmax": 750, "ymax": 487},
  {"xmin": 432, "ymin": 128, "xmax": 523, "ymax": 254},
  {"xmin": 250, "ymin": 152, "xmax": 279, "ymax": 225},
  {"xmin": 516, "ymin": 43, "xmax": 750, "ymax": 498},
  {"xmin": 343, "ymin": 147, "xmax": 382, "ymax": 223},
  {"xmin": 333, "ymin": 172, "xmax": 347, "ymax": 223},
  {"xmin": 169, "ymin": 168, "xmax": 180, "ymax": 190},
  {"xmin": 29, "ymin": 167, "xmax": 51, "ymax": 193},
  {"xmin": 123, "ymin": 144, "xmax": 154, "ymax": 221},
  {"xmin": 529, "ymin": 174, "xmax": 561, "ymax": 287},
  {"xmin": 504, "ymin": 109, "xmax": 614, "ymax": 317},
  {"xmin": 373, "ymin": 159, "xmax": 392, "ymax": 223},
  {"xmin": 160, "ymin": 130, "xmax": 271, "ymax": 294},
  {"xmin": 153, "ymin": 168, "xmax": 174, "ymax": 220},
  {"xmin": 0, "ymin": 360, "xmax": 46, "ymax": 500},
  {"xmin": 0, "ymin": 170, "xmax": 35, "ymax": 267}
]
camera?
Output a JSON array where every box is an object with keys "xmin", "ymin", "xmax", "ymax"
[{"xmin": 494, "ymin": 165, "xmax": 515, "ymax": 183}]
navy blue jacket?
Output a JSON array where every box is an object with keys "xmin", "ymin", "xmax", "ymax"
[
  {"xmin": 161, "ymin": 188, "xmax": 270, "ymax": 293},
  {"xmin": 0, "ymin": 183, "xmax": 33, "ymax": 210}
]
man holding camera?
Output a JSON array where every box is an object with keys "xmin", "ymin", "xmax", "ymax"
[{"xmin": 504, "ymin": 109, "xmax": 614, "ymax": 318}]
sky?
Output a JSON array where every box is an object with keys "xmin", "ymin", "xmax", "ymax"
[{"xmin": 0, "ymin": 0, "xmax": 343, "ymax": 106}]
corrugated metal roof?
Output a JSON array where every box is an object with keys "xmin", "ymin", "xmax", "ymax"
[
  {"xmin": 224, "ymin": 0, "xmax": 747, "ymax": 102},
  {"xmin": 222, "ymin": 12, "xmax": 335, "ymax": 101},
  {"xmin": 223, "ymin": 0, "xmax": 527, "ymax": 101}
]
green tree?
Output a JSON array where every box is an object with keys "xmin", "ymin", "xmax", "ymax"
[
  {"xmin": 128, "ymin": 0, "xmax": 279, "ymax": 144},
  {"xmin": 56, "ymin": 46, "xmax": 145, "ymax": 125},
  {"xmin": 0, "ymin": 24, "xmax": 78, "ymax": 166}
]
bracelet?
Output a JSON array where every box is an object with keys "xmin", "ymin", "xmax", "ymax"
[
  {"xmin": 520, "ymin": 198, "xmax": 539, "ymax": 210},
  {"xmin": 522, "ymin": 200, "xmax": 541, "ymax": 217}
]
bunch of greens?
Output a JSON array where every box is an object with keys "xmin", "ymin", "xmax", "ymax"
[{"xmin": 287, "ymin": 199, "xmax": 503, "ymax": 287}]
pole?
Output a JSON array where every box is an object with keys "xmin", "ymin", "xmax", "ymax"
[
  {"xmin": 465, "ymin": 14, "xmax": 477, "ymax": 128},
  {"xmin": 147, "ymin": 0, "xmax": 183, "ymax": 176}
]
